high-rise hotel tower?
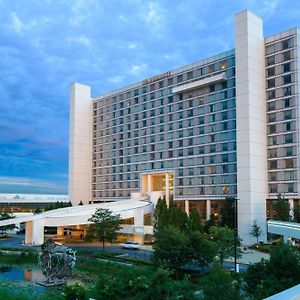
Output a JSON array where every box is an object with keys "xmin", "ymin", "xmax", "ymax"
[{"xmin": 69, "ymin": 11, "xmax": 300, "ymax": 244}]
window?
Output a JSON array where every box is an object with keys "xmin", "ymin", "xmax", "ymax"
[
  {"xmin": 267, "ymin": 67, "xmax": 275, "ymax": 77},
  {"xmin": 282, "ymin": 38, "xmax": 292, "ymax": 50},
  {"xmin": 268, "ymin": 149, "xmax": 277, "ymax": 158},
  {"xmin": 177, "ymin": 74, "xmax": 183, "ymax": 83},
  {"xmin": 283, "ymin": 63, "xmax": 291, "ymax": 73},
  {"xmin": 268, "ymin": 102, "xmax": 276, "ymax": 111},
  {"xmin": 283, "ymin": 86, "xmax": 292, "ymax": 96},
  {"xmin": 168, "ymin": 78, "xmax": 173, "ymax": 85},
  {"xmin": 187, "ymin": 71, "xmax": 193, "ymax": 80},
  {"xmin": 284, "ymin": 171, "xmax": 294, "ymax": 181},
  {"xmin": 209, "ymin": 85, "xmax": 215, "ymax": 93},
  {"xmin": 268, "ymin": 136, "xmax": 277, "ymax": 146},
  {"xmin": 220, "ymin": 61, "xmax": 227, "ymax": 69},
  {"xmin": 286, "ymin": 122, "xmax": 291, "ymax": 131},
  {"xmin": 210, "ymin": 166, "xmax": 216, "ymax": 174},
  {"xmin": 268, "ymin": 113, "xmax": 276, "ymax": 122},
  {"xmin": 286, "ymin": 146, "xmax": 293, "ymax": 156},
  {"xmin": 285, "ymin": 134, "xmax": 293, "ymax": 144},
  {"xmin": 286, "ymin": 183, "xmax": 294, "ymax": 193},
  {"xmin": 267, "ymin": 78, "xmax": 275, "ymax": 89},
  {"xmin": 284, "ymin": 98, "xmax": 291, "ymax": 108},
  {"xmin": 269, "ymin": 160, "xmax": 277, "ymax": 169},
  {"xmin": 267, "ymin": 90, "xmax": 275, "ymax": 100},
  {"xmin": 284, "ymin": 110, "xmax": 292, "ymax": 120},
  {"xmin": 267, "ymin": 56, "xmax": 275, "ymax": 66},
  {"xmin": 268, "ymin": 124, "xmax": 276, "ymax": 134},
  {"xmin": 266, "ymin": 44, "xmax": 275, "ymax": 55},
  {"xmin": 269, "ymin": 184, "xmax": 277, "ymax": 193},
  {"xmin": 283, "ymin": 51, "xmax": 291, "ymax": 61},
  {"xmin": 283, "ymin": 74, "xmax": 291, "ymax": 85},
  {"xmin": 208, "ymin": 64, "xmax": 215, "ymax": 73},
  {"xmin": 285, "ymin": 159, "xmax": 293, "ymax": 168}
]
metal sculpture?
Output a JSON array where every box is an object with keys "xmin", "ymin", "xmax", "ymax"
[{"xmin": 38, "ymin": 239, "xmax": 76, "ymax": 284}]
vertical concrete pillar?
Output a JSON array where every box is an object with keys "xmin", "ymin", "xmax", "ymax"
[
  {"xmin": 57, "ymin": 227, "xmax": 64, "ymax": 236},
  {"xmin": 165, "ymin": 173, "xmax": 170, "ymax": 207},
  {"xmin": 289, "ymin": 199, "xmax": 294, "ymax": 220},
  {"xmin": 134, "ymin": 208, "xmax": 144, "ymax": 244},
  {"xmin": 185, "ymin": 200, "xmax": 190, "ymax": 215},
  {"xmin": 206, "ymin": 200, "xmax": 211, "ymax": 220},
  {"xmin": 31, "ymin": 219, "xmax": 45, "ymax": 245},
  {"xmin": 147, "ymin": 174, "xmax": 151, "ymax": 195},
  {"xmin": 235, "ymin": 11, "xmax": 268, "ymax": 244},
  {"xmin": 25, "ymin": 221, "xmax": 33, "ymax": 244},
  {"xmin": 69, "ymin": 83, "xmax": 93, "ymax": 206}
]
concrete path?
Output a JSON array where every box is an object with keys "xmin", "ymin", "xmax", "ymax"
[{"xmin": 225, "ymin": 249, "xmax": 270, "ymax": 265}]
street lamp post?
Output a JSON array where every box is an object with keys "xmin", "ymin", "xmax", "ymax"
[{"xmin": 233, "ymin": 197, "xmax": 239, "ymax": 272}]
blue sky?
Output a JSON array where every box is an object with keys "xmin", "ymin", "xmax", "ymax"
[{"xmin": 0, "ymin": 0, "xmax": 299, "ymax": 195}]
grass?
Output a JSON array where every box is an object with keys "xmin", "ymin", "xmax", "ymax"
[{"xmin": 0, "ymin": 250, "xmax": 38, "ymax": 266}]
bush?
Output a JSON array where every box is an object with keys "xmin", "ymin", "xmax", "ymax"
[{"xmin": 64, "ymin": 283, "xmax": 87, "ymax": 300}]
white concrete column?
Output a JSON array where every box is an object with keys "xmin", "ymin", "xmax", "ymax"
[
  {"xmin": 57, "ymin": 227, "xmax": 64, "ymax": 236},
  {"xmin": 31, "ymin": 219, "xmax": 45, "ymax": 245},
  {"xmin": 235, "ymin": 11, "xmax": 268, "ymax": 245},
  {"xmin": 69, "ymin": 83, "xmax": 93, "ymax": 206},
  {"xmin": 165, "ymin": 173, "xmax": 170, "ymax": 207},
  {"xmin": 185, "ymin": 200, "xmax": 190, "ymax": 216},
  {"xmin": 289, "ymin": 199, "xmax": 294, "ymax": 220},
  {"xmin": 206, "ymin": 200, "xmax": 211, "ymax": 221}
]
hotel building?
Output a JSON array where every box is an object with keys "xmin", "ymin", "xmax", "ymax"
[{"xmin": 69, "ymin": 10, "xmax": 300, "ymax": 244}]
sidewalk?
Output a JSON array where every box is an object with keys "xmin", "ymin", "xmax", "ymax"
[{"xmin": 226, "ymin": 250, "xmax": 270, "ymax": 265}]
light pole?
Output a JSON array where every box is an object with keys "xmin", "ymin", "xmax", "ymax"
[{"xmin": 233, "ymin": 197, "xmax": 239, "ymax": 272}]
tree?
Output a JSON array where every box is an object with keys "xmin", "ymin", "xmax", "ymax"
[
  {"xmin": 250, "ymin": 220, "xmax": 262, "ymax": 244},
  {"xmin": 245, "ymin": 241, "xmax": 300, "ymax": 299},
  {"xmin": 188, "ymin": 231, "xmax": 216, "ymax": 272},
  {"xmin": 0, "ymin": 212, "xmax": 15, "ymax": 237},
  {"xmin": 201, "ymin": 267, "xmax": 242, "ymax": 300},
  {"xmin": 153, "ymin": 197, "xmax": 168, "ymax": 229},
  {"xmin": 34, "ymin": 207, "xmax": 42, "ymax": 214},
  {"xmin": 273, "ymin": 194, "xmax": 290, "ymax": 221},
  {"xmin": 152, "ymin": 225, "xmax": 189, "ymax": 278},
  {"xmin": 209, "ymin": 226, "xmax": 241, "ymax": 265},
  {"xmin": 294, "ymin": 203, "xmax": 300, "ymax": 223},
  {"xmin": 219, "ymin": 198, "xmax": 235, "ymax": 229},
  {"xmin": 188, "ymin": 209, "xmax": 203, "ymax": 233},
  {"xmin": 87, "ymin": 208, "xmax": 122, "ymax": 251}
]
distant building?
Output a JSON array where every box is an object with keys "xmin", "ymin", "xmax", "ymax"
[{"xmin": 0, "ymin": 193, "xmax": 69, "ymax": 213}]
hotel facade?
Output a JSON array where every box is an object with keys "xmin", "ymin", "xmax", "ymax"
[{"xmin": 69, "ymin": 11, "xmax": 300, "ymax": 244}]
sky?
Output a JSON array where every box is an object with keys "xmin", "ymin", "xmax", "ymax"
[{"xmin": 0, "ymin": 0, "xmax": 299, "ymax": 195}]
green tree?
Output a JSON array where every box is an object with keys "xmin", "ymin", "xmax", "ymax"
[
  {"xmin": 87, "ymin": 208, "xmax": 122, "ymax": 251},
  {"xmin": 273, "ymin": 194, "xmax": 290, "ymax": 221},
  {"xmin": 34, "ymin": 207, "xmax": 42, "ymax": 214},
  {"xmin": 250, "ymin": 220, "xmax": 262, "ymax": 244},
  {"xmin": 168, "ymin": 201, "xmax": 189, "ymax": 231},
  {"xmin": 0, "ymin": 212, "xmax": 15, "ymax": 237},
  {"xmin": 188, "ymin": 209, "xmax": 203, "ymax": 233},
  {"xmin": 204, "ymin": 214, "xmax": 218, "ymax": 233},
  {"xmin": 219, "ymin": 197, "xmax": 235, "ymax": 229},
  {"xmin": 245, "ymin": 241, "xmax": 300, "ymax": 299},
  {"xmin": 188, "ymin": 231, "xmax": 216, "ymax": 272},
  {"xmin": 152, "ymin": 225, "xmax": 189, "ymax": 278},
  {"xmin": 209, "ymin": 226, "xmax": 241, "ymax": 265},
  {"xmin": 201, "ymin": 268, "xmax": 242, "ymax": 300},
  {"xmin": 153, "ymin": 197, "xmax": 168, "ymax": 229},
  {"xmin": 294, "ymin": 203, "xmax": 300, "ymax": 223}
]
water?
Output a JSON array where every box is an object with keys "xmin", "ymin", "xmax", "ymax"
[{"xmin": 0, "ymin": 266, "xmax": 45, "ymax": 282}]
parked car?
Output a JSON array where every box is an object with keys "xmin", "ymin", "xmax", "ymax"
[{"xmin": 120, "ymin": 241, "xmax": 139, "ymax": 250}]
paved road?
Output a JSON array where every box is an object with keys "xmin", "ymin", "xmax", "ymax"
[{"xmin": 0, "ymin": 233, "xmax": 262, "ymax": 272}]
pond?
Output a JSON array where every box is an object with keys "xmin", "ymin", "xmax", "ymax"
[{"xmin": 0, "ymin": 266, "xmax": 45, "ymax": 282}]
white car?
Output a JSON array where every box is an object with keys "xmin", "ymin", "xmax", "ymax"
[{"xmin": 120, "ymin": 241, "xmax": 139, "ymax": 250}]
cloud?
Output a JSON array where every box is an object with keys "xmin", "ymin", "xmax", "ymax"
[
  {"xmin": 11, "ymin": 12, "xmax": 23, "ymax": 33},
  {"xmin": 109, "ymin": 75, "xmax": 124, "ymax": 84},
  {"xmin": 128, "ymin": 63, "xmax": 148, "ymax": 75},
  {"xmin": 68, "ymin": 35, "xmax": 91, "ymax": 47},
  {"xmin": 0, "ymin": 176, "xmax": 67, "ymax": 194},
  {"xmin": 128, "ymin": 43, "xmax": 137, "ymax": 49}
]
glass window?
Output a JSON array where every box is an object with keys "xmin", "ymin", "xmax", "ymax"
[
  {"xmin": 283, "ymin": 63, "xmax": 291, "ymax": 73},
  {"xmin": 268, "ymin": 101, "xmax": 276, "ymax": 111},
  {"xmin": 267, "ymin": 56, "xmax": 275, "ymax": 66},
  {"xmin": 285, "ymin": 134, "xmax": 293, "ymax": 144},
  {"xmin": 286, "ymin": 146, "xmax": 293, "ymax": 156},
  {"xmin": 283, "ymin": 51, "xmax": 291, "ymax": 61},
  {"xmin": 283, "ymin": 74, "xmax": 292, "ymax": 85},
  {"xmin": 267, "ymin": 78, "xmax": 275, "ymax": 88},
  {"xmin": 267, "ymin": 67, "xmax": 275, "ymax": 77},
  {"xmin": 284, "ymin": 110, "xmax": 292, "ymax": 120},
  {"xmin": 266, "ymin": 44, "xmax": 275, "ymax": 55},
  {"xmin": 269, "ymin": 160, "xmax": 277, "ymax": 169},
  {"xmin": 285, "ymin": 159, "xmax": 293, "ymax": 168},
  {"xmin": 282, "ymin": 38, "xmax": 292, "ymax": 50}
]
